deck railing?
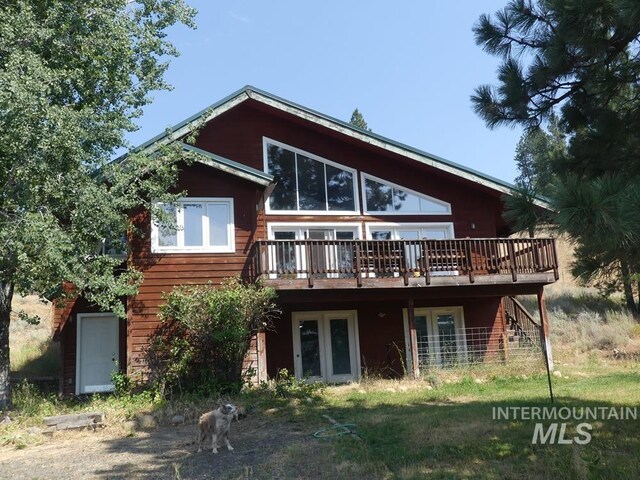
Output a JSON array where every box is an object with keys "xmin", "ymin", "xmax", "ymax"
[
  {"xmin": 503, "ymin": 296, "xmax": 542, "ymax": 348},
  {"xmin": 252, "ymin": 238, "xmax": 558, "ymax": 287}
]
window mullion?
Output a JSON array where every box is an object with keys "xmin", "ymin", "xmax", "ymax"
[
  {"xmin": 323, "ymin": 162, "xmax": 328, "ymax": 211},
  {"xmin": 202, "ymin": 202, "xmax": 210, "ymax": 248},
  {"xmin": 177, "ymin": 204, "xmax": 185, "ymax": 248},
  {"xmin": 294, "ymin": 154, "xmax": 300, "ymax": 210}
]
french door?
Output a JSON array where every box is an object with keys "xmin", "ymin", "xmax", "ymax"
[
  {"xmin": 405, "ymin": 307, "xmax": 467, "ymax": 369},
  {"xmin": 292, "ymin": 311, "xmax": 360, "ymax": 382}
]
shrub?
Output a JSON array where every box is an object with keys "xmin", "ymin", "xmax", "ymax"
[
  {"xmin": 145, "ymin": 277, "xmax": 279, "ymax": 397},
  {"xmin": 259, "ymin": 369, "xmax": 325, "ymax": 399}
]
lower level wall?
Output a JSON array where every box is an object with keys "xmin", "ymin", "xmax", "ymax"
[
  {"xmin": 54, "ymin": 297, "xmax": 127, "ymax": 396},
  {"xmin": 56, "ymin": 293, "xmax": 505, "ymax": 394},
  {"xmin": 265, "ymin": 296, "xmax": 504, "ymax": 380}
]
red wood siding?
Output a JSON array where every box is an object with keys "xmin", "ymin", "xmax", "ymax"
[
  {"xmin": 195, "ymin": 100, "xmax": 506, "ymax": 238},
  {"xmin": 127, "ymin": 163, "xmax": 265, "ymax": 373},
  {"xmin": 53, "ymin": 296, "xmax": 127, "ymax": 395},
  {"xmin": 51, "ymin": 96, "xmax": 541, "ymax": 391},
  {"xmin": 266, "ymin": 296, "xmax": 504, "ymax": 379}
]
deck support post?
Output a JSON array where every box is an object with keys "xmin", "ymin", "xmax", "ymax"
[
  {"xmin": 257, "ymin": 331, "xmax": 267, "ymax": 383},
  {"xmin": 407, "ymin": 298, "xmax": 420, "ymax": 379},
  {"xmin": 537, "ymin": 287, "xmax": 553, "ymax": 370},
  {"xmin": 537, "ymin": 287, "xmax": 555, "ymax": 403},
  {"xmin": 500, "ymin": 298, "xmax": 508, "ymax": 362}
]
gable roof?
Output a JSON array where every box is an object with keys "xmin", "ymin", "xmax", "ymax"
[
  {"xmin": 179, "ymin": 143, "xmax": 273, "ymax": 186},
  {"xmin": 136, "ymin": 85, "xmax": 549, "ymax": 208}
]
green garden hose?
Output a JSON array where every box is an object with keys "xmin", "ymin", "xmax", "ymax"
[{"xmin": 313, "ymin": 423, "xmax": 357, "ymax": 438}]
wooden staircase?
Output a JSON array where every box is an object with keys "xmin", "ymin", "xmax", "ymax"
[{"xmin": 504, "ymin": 296, "xmax": 542, "ymax": 351}]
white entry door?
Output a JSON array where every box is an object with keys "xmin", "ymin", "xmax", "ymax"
[
  {"xmin": 76, "ymin": 313, "xmax": 119, "ymax": 394},
  {"xmin": 292, "ymin": 311, "xmax": 360, "ymax": 383}
]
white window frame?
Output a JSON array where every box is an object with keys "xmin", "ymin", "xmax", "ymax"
[
  {"xmin": 365, "ymin": 222, "xmax": 455, "ymax": 240},
  {"xmin": 366, "ymin": 222, "xmax": 457, "ymax": 277},
  {"xmin": 361, "ymin": 172, "xmax": 452, "ymax": 215},
  {"xmin": 268, "ymin": 222, "xmax": 363, "ymax": 240},
  {"xmin": 402, "ymin": 306, "xmax": 467, "ymax": 374},
  {"xmin": 291, "ymin": 310, "xmax": 361, "ymax": 383},
  {"xmin": 263, "ymin": 138, "xmax": 360, "ymax": 215},
  {"xmin": 150, "ymin": 197, "xmax": 235, "ymax": 253},
  {"xmin": 268, "ymin": 223, "xmax": 362, "ymax": 278}
]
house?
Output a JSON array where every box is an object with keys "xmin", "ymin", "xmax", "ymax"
[{"xmin": 52, "ymin": 86, "xmax": 558, "ymax": 395}]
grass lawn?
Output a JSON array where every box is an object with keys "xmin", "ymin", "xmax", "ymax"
[
  {"xmin": 248, "ymin": 364, "xmax": 640, "ymax": 480},
  {"xmin": 4, "ymin": 286, "xmax": 640, "ymax": 479}
]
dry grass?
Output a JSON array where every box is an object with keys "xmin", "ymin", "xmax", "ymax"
[{"xmin": 9, "ymin": 295, "xmax": 59, "ymax": 376}]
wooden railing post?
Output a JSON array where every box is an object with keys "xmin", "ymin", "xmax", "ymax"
[
  {"xmin": 464, "ymin": 241, "xmax": 474, "ymax": 283},
  {"xmin": 551, "ymin": 238, "xmax": 559, "ymax": 280},
  {"xmin": 422, "ymin": 240, "xmax": 430, "ymax": 285},
  {"xmin": 507, "ymin": 241, "xmax": 518, "ymax": 282},
  {"xmin": 355, "ymin": 241, "xmax": 363, "ymax": 287},
  {"xmin": 306, "ymin": 241, "xmax": 314, "ymax": 288}
]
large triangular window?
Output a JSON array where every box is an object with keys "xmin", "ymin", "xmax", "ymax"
[
  {"xmin": 264, "ymin": 139, "xmax": 358, "ymax": 214},
  {"xmin": 361, "ymin": 173, "xmax": 451, "ymax": 215}
]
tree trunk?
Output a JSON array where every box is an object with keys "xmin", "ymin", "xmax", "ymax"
[
  {"xmin": 0, "ymin": 280, "xmax": 14, "ymax": 410},
  {"xmin": 620, "ymin": 259, "xmax": 637, "ymax": 314},
  {"xmin": 637, "ymin": 280, "xmax": 640, "ymax": 321}
]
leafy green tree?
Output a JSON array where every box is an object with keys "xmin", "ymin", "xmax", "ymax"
[
  {"xmin": 349, "ymin": 108, "xmax": 371, "ymax": 131},
  {"xmin": 0, "ymin": 1, "xmax": 196, "ymax": 409},
  {"xmin": 145, "ymin": 278, "xmax": 279, "ymax": 396},
  {"xmin": 472, "ymin": 0, "xmax": 640, "ymax": 312}
]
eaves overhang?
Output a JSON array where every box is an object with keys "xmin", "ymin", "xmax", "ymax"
[{"xmin": 129, "ymin": 85, "xmax": 552, "ymax": 211}]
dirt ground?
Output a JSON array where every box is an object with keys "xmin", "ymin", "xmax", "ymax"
[{"xmin": 0, "ymin": 414, "xmax": 320, "ymax": 479}]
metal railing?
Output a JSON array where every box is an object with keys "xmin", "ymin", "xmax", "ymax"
[
  {"xmin": 252, "ymin": 238, "xmax": 558, "ymax": 287},
  {"xmin": 415, "ymin": 325, "xmax": 541, "ymax": 369}
]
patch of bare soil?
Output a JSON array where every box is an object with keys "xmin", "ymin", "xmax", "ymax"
[{"xmin": 0, "ymin": 414, "xmax": 315, "ymax": 479}]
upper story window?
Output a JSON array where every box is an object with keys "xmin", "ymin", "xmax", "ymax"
[
  {"xmin": 362, "ymin": 173, "xmax": 451, "ymax": 215},
  {"xmin": 264, "ymin": 139, "xmax": 358, "ymax": 214},
  {"xmin": 151, "ymin": 198, "xmax": 235, "ymax": 253},
  {"xmin": 365, "ymin": 222, "xmax": 454, "ymax": 240}
]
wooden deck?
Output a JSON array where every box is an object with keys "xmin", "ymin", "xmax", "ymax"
[{"xmin": 251, "ymin": 238, "xmax": 559, "ymax": 290}]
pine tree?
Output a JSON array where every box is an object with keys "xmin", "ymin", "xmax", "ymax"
[
  {"xmin": 472, "ymin": 0, "xmax": 640, "ymax": 312},
  {"xmin": 349, "ymin": 108, "xmax": 371, "ymax": 131}
]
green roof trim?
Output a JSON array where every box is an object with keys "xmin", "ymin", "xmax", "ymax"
[
  {"xmin": 132, "ymin": 85, "xmax": 550, "ymax": 209},
  {"xmin": 180, "ymin": 142, "xmax": 273, "ymax": 186}
]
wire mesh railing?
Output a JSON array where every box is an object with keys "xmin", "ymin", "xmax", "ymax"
[{"xmin": 415, "ymin": 325, "xmax": 542, "ymax": 369}]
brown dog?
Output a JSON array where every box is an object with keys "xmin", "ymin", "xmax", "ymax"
[{"xmin": 197, "ymin": 404, "xmax": 238, "ymax": 454}]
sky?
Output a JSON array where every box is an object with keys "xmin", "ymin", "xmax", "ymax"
[{"xmin": 127, "ymin": 1, "xmax": 523, "ymax": 183}]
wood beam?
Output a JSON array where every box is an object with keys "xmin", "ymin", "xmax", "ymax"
[
  {"xmin": 407, "ymin": 298, "xmax": 420, "ymax": 379},
  {"xmin": 537, "ymin": 287, "xmax": 554, "ymax": 370},
  {"xmin": 257, "ymin": 331, "xmax": 267, "ymax": 383},
  {"xmin": 500, "ymin": 297, "xmax": 508, "ymax": 361}
]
